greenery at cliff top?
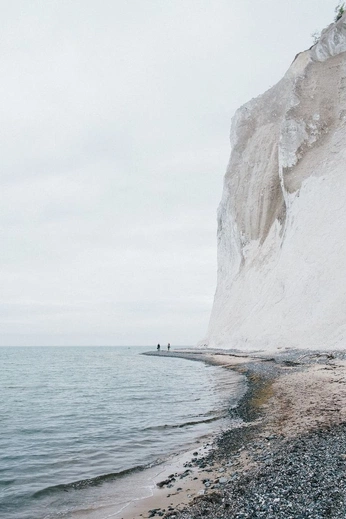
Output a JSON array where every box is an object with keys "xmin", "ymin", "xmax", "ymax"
[
  {"xmin": 335, "ymin": 3, "xmax": 345, "ymax": 21},
  {"xmin": 312, "ymin": 3, "xmax": 345, "ymax": 45}
]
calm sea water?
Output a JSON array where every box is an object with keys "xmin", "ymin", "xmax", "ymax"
[{"xmin": 0, "ymin": 346, "xmax": 246, "ymax": 519}]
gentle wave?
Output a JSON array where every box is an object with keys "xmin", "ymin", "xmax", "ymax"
[
  {"xmin": 141, "ymin": 414, "xmax": 223, "ymax": 432},
  {"xmin": 32, "ymin": 465, "xmax": 148, "ymax": 497},
  {"xmin": 33, "ymin": 414, "xmax": 225, "ymax": 499}
]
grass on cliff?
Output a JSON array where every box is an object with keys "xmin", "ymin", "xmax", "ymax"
[{"xmin": 335, "ymin": 3, "xmax": 345, "ymax": 21}]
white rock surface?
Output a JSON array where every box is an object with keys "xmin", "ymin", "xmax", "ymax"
[{"xmin": 203, "ymin": 14, "xmax": 346, "ymax": 352}]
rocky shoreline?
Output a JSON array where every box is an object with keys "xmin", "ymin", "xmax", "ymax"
[{"xmin": 129, "ymin": 349, "xmax": 346, "ymax": 519}]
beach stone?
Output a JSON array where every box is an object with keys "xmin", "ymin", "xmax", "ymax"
[
  {"xmin": 183, "ymin": 421, "xmax": 346, "ymax": 517},
  {"xmin": 157, "ymin": 479, "xmax": 171, "ymax": 488}
]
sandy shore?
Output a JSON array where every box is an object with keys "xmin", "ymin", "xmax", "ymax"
[{"xmin": 119, "ymin": 348, "xmax": 346, "ymax": 519}]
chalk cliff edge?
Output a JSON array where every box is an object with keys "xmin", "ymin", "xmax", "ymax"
[{"xmin": 203, "ymin": 13, "xmax": 346, "ymax": 352}]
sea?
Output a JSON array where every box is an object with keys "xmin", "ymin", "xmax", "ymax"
[{"xmin": 0, "ymin": 346, "xmax": 246, "ymax": 519}]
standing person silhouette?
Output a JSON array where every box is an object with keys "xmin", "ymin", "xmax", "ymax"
[
  {"xmin": 157, "ymin": 344, "xmax": 160, "ymax": 351},
  {"xmin": 167, "ymin": 343, "xmax": 170, "ymax": 351}
]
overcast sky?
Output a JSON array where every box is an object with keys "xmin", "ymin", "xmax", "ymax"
[{"xmin": 0, "ymin": 0, "xmax": 337, "ymax": 346}]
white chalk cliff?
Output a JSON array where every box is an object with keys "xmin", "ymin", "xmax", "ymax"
[{"xmin": 204, "ymin": 14, "xmax": 346, "ymax": 352}]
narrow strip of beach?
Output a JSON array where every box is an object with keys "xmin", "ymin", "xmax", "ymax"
[{"xmin": 120, "ymin": 348, "xmax": 346, "ymax": 519}]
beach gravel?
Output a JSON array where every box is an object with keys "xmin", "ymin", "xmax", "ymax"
[
  {"xmin": 142, "ymin": 350, "xmax": 346, "ymax": 519},
  {"xmin": 176, "ymin": 423, "xmax": 346, "ymax": 518},
  {"xmin": 165, "ymin": 351, "xmax": 346, "ymax": 519}
]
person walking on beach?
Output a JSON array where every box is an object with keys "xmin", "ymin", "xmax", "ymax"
[
  {"xmin": 167, "ymin": 343, "xmax": 170, "ymax": 351},
  {"xmin": 157, "ymin": 343, "xmax": 160, "ymax": 351}
]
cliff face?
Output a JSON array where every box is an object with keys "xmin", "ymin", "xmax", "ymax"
[{"xmin": 204, "ymin": 14, "xmax": 346, "ymax": 352}]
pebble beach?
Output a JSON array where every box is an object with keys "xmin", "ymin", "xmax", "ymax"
[{"xmin": 122, "ymin": 349, "xmax": 346, "ymax": 519}]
